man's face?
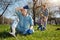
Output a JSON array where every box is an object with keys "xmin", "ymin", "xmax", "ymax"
[
  {"xmin": 42, "ymin": 5, "xmax": 46, "ymax": 10},
  {"xmin": 21, "ymin": 8, "xmax": 27, "ymax": 16}
]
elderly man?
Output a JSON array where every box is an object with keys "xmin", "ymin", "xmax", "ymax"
[
  {"xmin": 42, "ymin": 4, "xmax": 49, "ymax": 30},
  {"xmin": 38, "ymin": 4, "xmax": 49, "ymax": 31},
  {"xmin": 9, "ymin": 5, "xmax": 34, "ymax": 37}
]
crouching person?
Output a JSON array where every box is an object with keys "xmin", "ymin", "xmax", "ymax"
[{"xmin": 15, "ymin": 5, "xmax": 34, "ymax": 35}]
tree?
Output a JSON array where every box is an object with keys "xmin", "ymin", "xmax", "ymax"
[
  {"xmin": 33, "ymin": 0, "xmax": 41, "ymax": 25},
  {"xmin": 33, "ymin": 0, "xmax": 45, "ymax": 25}
]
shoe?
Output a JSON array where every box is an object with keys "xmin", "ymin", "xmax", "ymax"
[
  {"xmin": 42, "ymin": 27, "xmax": 46, "ymax": 31},
  {"xmin": 39, "ymin": 27, "xmax": 43, "ymax": 31},
  {"xmin": 9, "ymin": 32, "xmax": 16, "ymax": 37},
  {"xmin": 37, "ymin": 25, "xmax": 43, "ymax": 31}
]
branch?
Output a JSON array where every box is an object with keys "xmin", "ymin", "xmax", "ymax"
[{"xmin": 0, "ymin": 3, "xmax": 10, "ymax": 17}]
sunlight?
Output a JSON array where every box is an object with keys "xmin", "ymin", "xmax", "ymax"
[
  {"xmin": 48, "ymin": 0, "xmax": 60, "ymax": 4},
  {"xmin": 52, "ymin": 0, "xmax": 58, "ymax": 3},
  {"xmin": 48, "ymin": 0, "xmax": 60, "ymax": 6}
]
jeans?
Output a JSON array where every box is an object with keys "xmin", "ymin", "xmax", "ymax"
[
  {"xmin": 43, "ymin": 18, "xmax": 48, "ymax": 29},
  {"xmin": 23, "ymin": 29, "xmax": 34, "ymax": 35}
]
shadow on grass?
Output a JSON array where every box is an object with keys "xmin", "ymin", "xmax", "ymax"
[
  {"xmin": 0, "ymin": 31, "xmax": 30, "ymax": 38},
  {"xmin": 0, "ymin": 31, "xmax": 14, "ymax": 38},
  {"xmin": 52, "ymin": 24, "xmax": 60, "ymax": 27},
  {"xmin": 16, "ymin": 32, "xmax": 31, "ymax": 36}
]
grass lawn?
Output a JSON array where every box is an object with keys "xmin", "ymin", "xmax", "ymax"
[{"xmin": 0, "ymin": 24, "xmax": 60, "ymax": 40}]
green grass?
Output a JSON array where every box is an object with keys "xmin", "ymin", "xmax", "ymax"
[{"xmin": 0, "ymin": 24, "xmax": 60, "ymax": 40}]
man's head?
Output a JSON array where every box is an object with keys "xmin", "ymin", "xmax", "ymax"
[
  {"xmin": 20, "ymin": 8, "xmax": 27, "ymax": 16},
  {"xmin": 20, "ymin": 5, "xmax": 29, "ymax": 16},
  {"xmin": 42, "ymin": 4, "xmax": 46, "ymax": 10}
]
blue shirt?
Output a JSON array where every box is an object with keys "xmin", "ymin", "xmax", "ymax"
[
  {"xmin": 42, "ymin": 9, "xmax": 49, "ymax": 16},
  {"xmin": 39, "ymin": 8, "xmax": 49, "ymax": 17},
  {"xmin": 16, "ymin": 11, "xmax": 34, "ymax": 33}
]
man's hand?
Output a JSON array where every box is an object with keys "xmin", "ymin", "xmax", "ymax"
[
  {"xmin": 15, "ymin": 7, "xmax": 23, "ymax": 11},
  {"xmin": 30, "ymin": 26, "xmax": 33, "ymax": 30},
  {"xmin": 15, "ymin": 7, "xmax": 20, "ymax": 11},
  {"xmin": 43, "ymin": 16, "xmax": 48, "ymax": 22}
]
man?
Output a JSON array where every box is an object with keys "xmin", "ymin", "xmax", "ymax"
[
  {"xmin": 38, "ymin": 4, "xmax": 49, "ymax": 31},
  {"xmin": 42, "ymin": 4, "xmax": 49, "ymax": 30},
  {"xmin": 16, "ymin": 5, "xmax": 34, "ymax": 35},
  {"xmin": 9, "ymin": 5, "xmax": 34, "ymax": 37}
]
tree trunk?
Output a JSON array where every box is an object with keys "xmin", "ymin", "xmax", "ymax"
[{"xmin": 33, "ymin": 0, "xmax": 36, "ymax": 25}]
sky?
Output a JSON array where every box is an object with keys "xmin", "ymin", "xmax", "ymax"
[
  {"xmin": 0, "ymin": 0, "xmax": 60, "ymax": 20},
  {"xmin": 0, "ymin": 0, "xmax": 33, "ymax": 20},
  {"xmin": 46, "ymin": 0, "xmax": 60, "ymax": 18}
]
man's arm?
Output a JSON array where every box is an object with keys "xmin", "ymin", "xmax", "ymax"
[
  {"xmin": 46, "ymin": 8, "xmax": 49, "ymax": 19},
  {"xmin": 29, "ymin": 16, "xmax": 34, "ymax": 29},
  {"xmin": 15, "ymin": 7, "xmax": 23, "ymax": 19}
]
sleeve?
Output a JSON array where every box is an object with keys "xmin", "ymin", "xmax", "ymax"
[
  {"xmin": 47, "ymin": 8, "xmax": 49, "ymax": 16},
  {"xmin": 46, "ymin": 8, "xmax": 49, "ymax": 16},
  {"xmin": 29, "ymin": 16, "xmax": 34, "ymax": 26},
  {"xmin": 15, "ymin": 10, "xmax": 22, "ymax": 19}
]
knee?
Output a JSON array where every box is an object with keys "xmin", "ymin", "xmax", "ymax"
[{"xmin": 27, "ymin": 29, "xmax": 34, "ymax": 34}]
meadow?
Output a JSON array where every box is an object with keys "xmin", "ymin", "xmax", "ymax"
[{"xmin": 0, "ymin": 24, "xmax": 60, "ymax": 40}]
